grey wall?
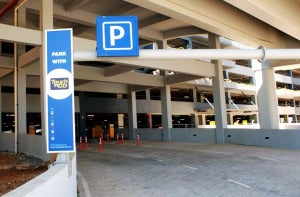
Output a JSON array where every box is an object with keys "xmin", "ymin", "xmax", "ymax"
[
  {"xmin": 0, "ymin": 133, "xmax": 14, "ymax": 152},
  {"xmin": 136, "ymin": 128, "xmax": 163, "ymax": 141},
  {"xmin": 225, "ymin": 128, "xmax": 300, "ymax": 149},
  {"xmin": 19, "ymin": 134, "xmax": 50, "ymax": 160},
  {"xmin": 132, "ymin": 128, "xmax": 300, "ymax": 150},
  {"xmin": 171, "ymin": 128, "xmax": 216, "ymax": 143}
]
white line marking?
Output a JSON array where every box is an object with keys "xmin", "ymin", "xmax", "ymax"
[
  {"xmin": 182, "ymin": 165, "xmax": 198, "ymax": 170},
  {"xmin": 157, "ymin": 159, "xmax": 163, "ymax": 162},
  {"xmin": 227, "ymin": 179, "xmax": 251, "ymax": 189},
  {"xmin": 256, "ymin": 156, "xmax": 280, "ymax": 162},
  {"xmin": 77, "ymin": 171, "xmax": 91, "ymax": 197}
]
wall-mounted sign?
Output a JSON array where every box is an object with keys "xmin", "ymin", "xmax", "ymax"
[
  {"xmin": 44, "ymin": 29, "xmax": 75, "ymax": 153},
  {"xmin": 96, "ymin": 16, "xmax": 139, "ymax": 57}
]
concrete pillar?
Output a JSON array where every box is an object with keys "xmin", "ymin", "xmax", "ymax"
[
  {"xmin": 145, "ymin": 89, "xmax": 152, "ymax": 128},
  {"xmin": 225, "ymin": 90, "xmax": 231, "ymax": 105},
  {"xmin": 14, "ymin": 5, "xmax": 27, "ymax": 153},
  {"xmin": 17, "ymin": 68, "xmax": 26, "ymax": 134},
  {"xmin": 161, "ymin": 81, "xmax": 172, "ymax": 141},
  {"xmin": 117, "ymin": 114, "xmax": 125, "ymax": 128},
  {"xmin": 192, "ymin": 87, "xmax": 199, "ymax": 128},
  {"xmin": 78, "ymin": 92, "xmax": 87, "ymax": 137},
  {"xmin": 253, "ymin": 60, "xmax": 279, "ymax": 129},
  {"xmin": 157, "ymin": 40, "xmax": 172, "ymax": 141},
  {"xmin": 229, "ymin": 113, "xmax": 234, "ymax": 125},
  {"xmin": 40, "ymin": 0, "xmax": 53, "ymax": 137},
  {"xmin": 201, "ymin": 115, "xmax": 206, "ymax": 125},
  {"xmin": 40, "ymin": 0, "xmax": 53, "ymax": 158},
  {"xmin": 128, "ymin": 87, "xmax": 137, "ymax": 140},
  {"xmin": 209, "ymin": 33, "xmax": 227, "ymax": 143}
]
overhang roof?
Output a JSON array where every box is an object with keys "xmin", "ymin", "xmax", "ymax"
[{"xmin": 0, "ymin": 0, "xmax": 299, "ymax": 90}]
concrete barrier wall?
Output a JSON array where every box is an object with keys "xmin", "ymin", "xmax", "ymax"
[
  {"xmin": 136, "ymin": 128, "xmax": 163, "ymax": 141},
  {"xmin": 4, "ymin": 154, "xmax": 77, "ymax": 197},
  {"xmin": 19, "ymin": 134, "xmax": 50, "ymax": 161},
  {"xmin": 0, "ymin": 133, "xmax": 14, "ymax": 152},
  {"xmin": 134, "ymin": 128, "xmax": 300, "ymax": 150},
  {"xmin": 225, "ymin": 128, "xmax": 300, "ymax": 149},
  {"xmin": 171, "ymin": 128, "xmax": 216, "ymax": 143}
]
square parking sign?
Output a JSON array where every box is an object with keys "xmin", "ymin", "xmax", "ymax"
[{"xmin": 96, "ymin": 16, "xmax": 139, "ymax": 56}]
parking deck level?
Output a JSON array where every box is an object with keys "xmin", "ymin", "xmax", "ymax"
[{"xmin": 77, "ymin": 141, "xmax": 300, "ymax": 197}]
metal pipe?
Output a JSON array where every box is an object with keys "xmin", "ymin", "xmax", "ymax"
[
  {"xmin": 73, "ymin": 48, "xmax": 300, "ymax": 62},
  {"xmin": 0, "ymin": 0, "xmax": 18, "ymax": 17},
  {"xmin": 13, "ymin": 0, "xmax": 28, "ymax": 153}
]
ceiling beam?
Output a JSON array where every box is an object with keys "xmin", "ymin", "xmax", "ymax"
[
  {"xmin": 125, "ymin": 0, "xmax": 300, "ymax": 48},
  {"xmin": 65, "ymin": 0, "xmax": 92, "ymax": 12},
  {"xmin": 139, "ymin": 14, "xmax": 170, "ymax": 28},
  {"xmin": 0, "ymin": 56, "xmax": 13, "ymax": 69},
  {"xmin": 139, "ymin": 28, "xmax": 164, "ymax": 41},
  {"xmin": 18, "ymin": 46, "xmax": 40, "ymax": 68},
  {"xmin": 74, "ymin": 64, "xmax": 164, "ymax": 87},
  {"xmin": 0, "ymin": 23, "xmax": 41, "ymax": 45},
  {"xmin": 104, "ymin": 64, "xmax": 139, "ymax": 77},
  {"xmin": 109, "ymin": 3, "xmax": 139, "ymax": 15},
  {"xmin": 75, "ymin": 81, "xmax": 128, "ymax": 94},
  {"xmin": 0, "ymin": 68, "xmax": 13, "ymax": 78},
  {"xmin": 26, "ymin": 1, "xmax": 96, "ymax": 27},
  {"xmin": 166, "ymin": 74, "xmax": 202, "ymax": 85},
  {"xmin": 164, "ymin": 26, "xmax": 206, "ymax": 39},
  {"xmin": 130, "ymin": 85, "xmax": 153, "ymax": 92},
  {"xmin": 224, "ymin": 0, "xmax": 300, "ymax": 41},
  {"xmin": 26, "ymin": 1, "xmax": 164, "ymax": 42}
]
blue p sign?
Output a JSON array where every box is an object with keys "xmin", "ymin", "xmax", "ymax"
[{"xmin": 97, "ymin": 16, "xmax": 139, "ymax": 57}]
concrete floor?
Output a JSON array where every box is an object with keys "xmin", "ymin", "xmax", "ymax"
[{"xmin": 77, "ymin": 140, "xmax": 300, "ymax": 197}]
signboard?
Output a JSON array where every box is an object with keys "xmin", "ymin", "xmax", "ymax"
[
  {"xmin": 96, "ymin": 16, "xmax": 139, "ymax": 57},
  {"xmin": 45, "ymin": 29, "xmax": 75, "ymax": 153}
]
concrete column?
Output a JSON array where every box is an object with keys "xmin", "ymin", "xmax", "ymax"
[
  {"xmin": 40, "ymin": 0, "xmax": 53, "ymax": 159},
  {"xmin": 40, "ymin": 0, "xmax": 53, "ymax": 137},
  {"xmin": 14, "ymin": 5, "xmax": 26, "ymax": 153},
  {"xmin": 209, "ymin": 33, "xmax": 227, "ymax": 143},
  {"xmin": 128, "ymin": 87, "xmax": 137, "ymax": 140},
  {"xmin": 78, "ymin": 92, "xmax": 87, "ymax": 137},
  {"xmin": 253, "ymin": 60, "xmax": 279, "ymax": 129},
  {"xmin": 145, "ymin": 89, "xmax": 152, "ymax": 128},
  {"xmin": 201, "ymin": 115, "xmax": 206, "ymax": 125},
  {"xmin": 157, "ymin": 40, "xmax": 172, "ymax": 141},
  {"xmin": 229, "ymin": 113, "xmax": 234, "ymax": 125},
  {"xmin": 226, "ymin": 90, "xmax": 231, "ymax": 105},
  {"xmin": 17, "ymin": 68, "xmax": 26, "ymax": 134},
  {"xmin": 161, "ymin": 81, "xmax": 172, "ymax": 141},
  {"xmin": 192, "ymin": 87, "xmax": 199, "ymax": 128}
]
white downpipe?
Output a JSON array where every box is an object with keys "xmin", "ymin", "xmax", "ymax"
[{"xmin": 73, "ymin": 48, "xmax": 300, "ymax": 61}]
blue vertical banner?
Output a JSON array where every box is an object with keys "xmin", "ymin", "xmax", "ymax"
[{"xmin": 45, "ymin": 29, "xmax": 75, "ymax": 153}]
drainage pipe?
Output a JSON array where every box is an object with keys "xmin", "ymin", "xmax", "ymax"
[{"xmin": 73, "ymin": 47, "xmax": 300, "ymax": 62}]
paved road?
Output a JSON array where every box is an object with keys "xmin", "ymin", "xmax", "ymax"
[{"xmin": 77, "ymin": 141, "xmax": 300, "ymax": 197}]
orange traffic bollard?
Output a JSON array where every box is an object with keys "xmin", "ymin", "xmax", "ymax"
[
  {"xmin": 98, "ymin": 136, "xmax": 103, "ymax": 152},
  {"xmin": 136, "ymin": 133, "xmax": 141, "ymax": 146},
  {"xmin": 121, "ymin": 133, "xmax": 124, "ymax": 144},
  {"xmin": 84, "ymin": 136, "xmax": 88, "ymax": 149}
]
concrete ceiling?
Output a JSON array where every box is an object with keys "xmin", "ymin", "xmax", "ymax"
[{"xmin": 0, "ymin": 0, "xmax": 299, "ymax": 92}]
